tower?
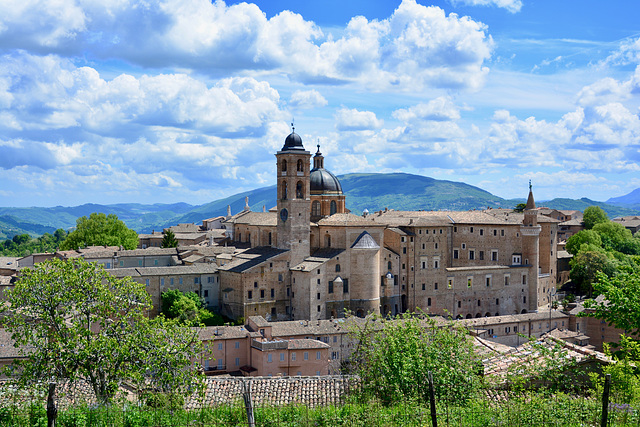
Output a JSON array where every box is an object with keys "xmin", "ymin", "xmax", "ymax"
[
  {"xmin": 521, "ymin": 181, "xmax": 541, "ymax": 311},
  {"xmin": 276, "ymin": 127, "xmax": 311, "ymax": 267},
  {"xmin": 309, "ymin": 144, "xmax": 346, "ymax": 224}
]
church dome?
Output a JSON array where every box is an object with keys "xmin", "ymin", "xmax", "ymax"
[
  {"xmin": 310, "ymin": 167, "xmax": 343, "ymax": 194},
  {"xmin": 281, "ymin": 131, "xmax": 305, "ymax": 151}
]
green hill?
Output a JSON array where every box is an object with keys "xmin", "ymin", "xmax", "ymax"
[{"xmin": 2, "ymin": 174, "xmax": 639, "ymax": 239}]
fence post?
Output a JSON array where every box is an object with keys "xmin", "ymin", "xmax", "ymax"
[
  {"xmin": 428, "ymin": 371, "xmax": 437, "ymax": 427},
  {"xmin": 601, "ymin": 373, "xmax": 611, "ymax": 427},
  {"xmin": 242, "ymin": 380, "xmax": 255, "ymax": 427}
]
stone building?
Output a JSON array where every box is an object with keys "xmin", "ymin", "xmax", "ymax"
[{"xmin": 216, "ymin": 130, "xmax": 558, "ymax": 322}]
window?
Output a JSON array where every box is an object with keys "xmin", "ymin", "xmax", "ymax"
[
  {"xmin": 496, "ymin": 298, "xmax": 499, "ymax": 305},
  {"xmin": 486, "ymin": 276, "xmax": 491, "ymax": 287},
  {"xmin": 478, "ymin": 299, "xmax": 481, "ymax": 306},
  {"xmin": 297, "ymin": 159, "xmax": 303, "ymax": 172},
  {"xmin": 522, "ymin": 274, "xmax": 527, "ymax": 285},
  {"xmin": 271, "ymin": 288, "xmax": 275, "ymax": 298},
  {"xmin": 145, "ymin": 279, "xmax": 150, "ymax": 286},
  {"xmin": 491, "ymin": 250, "xmax": 498, "ymax": 261},
  {"xmin": 304, "ymin": 352, "xmax": 309, "ymax": 361},
  {"xmin": 480, "ymin": 229, "xmax": 484, "ymax": 236},
  {"xmin": 387, "ymin": 261, "xmax": 392, "ymax": 270},
  {"xmin": 454, "ymin": 226, "xmax": 457, "ymax": 232},
  {"xmin": 248, "ymin": 291, "xmax": 252, "ymax": 299},
  {"xmin": 433, "ymin": 258, "xmax": 440, "ymax": 269},
  {"xmin": 119, "ymin": 260, "xmax": 124, "ymax": 267},
  {"xmin": 461, "ymin": 243, "xmax": 466, "ymax": 249},
  {"xmin": 218, "ymin": 359, "xmax": 224, "ymax": 370},
  {"xmin": 260, "ymin": 289, "xmax": 265, "ymax": 298},
  {"xmin": 218, "ymin": 343, "xmax": 223, "ymax": 350},
  {"xmin": 422, "ymin": 243, "xmax": 425, "ymax": 250},
  {"xmin": 402, "ymin": 263, "xmax": 406, "ymax": 270},
  {"xmin": 479, "ymin": 251, "xmax": 484, "ymax": 260},
  {"xmin": 434, "ymin": 282, "xmax": 438, "ymax": 290},
  {"xmin": 160, "ymin": 278, "xmax": 164, "ymax": 286},
  {"xmin": 469, "ymin": 250, "xmax": 475, "ymax": 260},
  {"xmin": 330, "ymin": 200, "xmax": 337, "ymax": 215},
  {"xmin": 453, "ymin": 249, "xmax": 459, "ymax": 259},
  {"xmin": 343, "ymin": 279, "xmax": 349, "ymax": 293},
  {"xmin": 317, "ymin": 305, "xmax": 321, "ymax": 312},
  {"xmin": 501, "ymin": 229, "xmax": 505, "ymax": 236},
  {"xmin": 296, "ymin": 181, "xmax": 303, "ymax": 199},
  {"xmin": 235, "ymin": 358, "xmax": 240, "ymax": 366},
  {"xmin": 504, "ymin": 275, "xmax": 510, "ymax": 286},
  {"xmin": 138, "ymin": 260, "xmax": 143, "ymax": 266},
  {"xmin": 470, "ymin": 227, "xmax": 474, "ymax": 233},
  {"xmin": 335, "ymin": 264, "xmax": 341, "ymax": 272},
  {"xmin": 292, "ymin": 353, "xmax": 296, "ymax": 361},
  {"xmin": 435, "ymin": 242, "xmax": 438, "ymax": 250},
  {"xmin": 316, "ymin": 351, "xmax": 321, "ymax": 360},
  {"xmin": 512, "ymin": 255, "xmax": 521, "ymax": 265},
  {"xmin": 170, "ymin": 278, "xmax": 174, "ymax": 286},
  {"xmin": 235, "ymin": 341, "xmax": 240, "ymax": 349},
  {"xmin": 204, "ymin": 290, "xmax": 209, "ymax": 297},
  {"xmin": 402, "ymin": 247, "xmax": 407, "ymax": 254},
  {"xmin": 180, "ymin": 277, "xmax": 183, "ymax": 285},
  {"xmin": 282, "ymin": 159, "xmax": 287, "ymax": 172},
  {"xmin": 401, "ymin": 236, "xmax": 406, "ymax": 243},
  {"xmin": 154, "ymin": 259, "xmax": 158, "ymax": 266},
  {"xmin": 328, "ymin": 281, "xmax": 334, "ymax": 294},
  {"xmin": 422, "ymin": 283, "xmax": 426, "ymax": 291},
  {"xmin": 467, "ymin": 277, "xmax": 472, "ymax": 288},
  {"xmin": 457, "ymin": 301, "xmax": 461, "ymax": 308},
  {"xmin": 280, "ymin": 353, "xmax": 285, "ymax": 362},
  {"xmin": 493, "ymin": 229, "xmax": 497, "ymax": 236},
  {"xmin": 428, "ymin": 297, "xmax": 431, "ymax": 306},
  {"xmin": 447, "ymin": 278, "xmax": 453, "ymax": 289},
  {"xmin": 317, "ymin": 292, "xmax": 320, "ymax": 300},
  {"xmin": 268, "ymin": 354, "xmax": 272, "ymax": 363},
  {"xmin": 523, "ymin": 296, "xmax": 527, "ymax": 303}
]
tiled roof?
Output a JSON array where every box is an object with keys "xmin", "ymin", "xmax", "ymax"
[
  {"xmin": 291, "ymin": 249, "xmax": 344, "ymax": 272},
  {"xmin": 109, "ymin": 264, "xmax": 219, "ymax": 278},
  {"xmin": 231, "ymin": 212, "xmax": 277, "ymax": 226},
  {"xmin": 0, "ymin": 257, "xmax": 18, "ymax": 269},
  {"xmin": 460, "ymin": 311, "xmax": 568, "ymax": 328},
  {"xmin": 351, "ymin": 231, "xmax": 380, "ymax": 249},
  {"xmin": 219, "ymin": 247, "xmax": 288, "ymax": 273},
  {"xmin": 287, "ymin": 339, "xmax": 331, "ymax": 349},
  {"xmin": 317, "ymin": 213, "xmax": 381, "ymax": 226},
  {"xmin": 559, "ymin": 218, "xmax": 583, "ymax": 226},
  {"xmin": 198, "ymin": 325, "xmax": 256, "ymax": 340}
]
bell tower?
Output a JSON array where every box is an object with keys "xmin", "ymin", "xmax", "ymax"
[
  {"xmin": 276, "ymin": 126, "xmax": 311, "ymax": 267},
  {"xmin": 521, "ymin": 180, "xmax": 541, "ymax": 312}
]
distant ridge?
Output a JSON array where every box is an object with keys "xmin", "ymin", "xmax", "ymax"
[
  {"xmin": 1, "ymin": 173, "xmax": 639, "ymax": 239},
  {"xmin": 606, "ymin": 187, "xmax": 640, "ymax": 212}
]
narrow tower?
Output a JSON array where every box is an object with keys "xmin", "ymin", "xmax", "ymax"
[
  {"xmin": 276, "ymin": 127, "xmax": 311, "ymax": 267},
  {"xmin": 521, "ymin": 181, "xmax": 541, "ymax": 312}
]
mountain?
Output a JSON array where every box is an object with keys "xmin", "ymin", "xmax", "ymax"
[
  {"xmin": 2, "ymin": 174, "xmax": 639, "ymax": 239},
  {"xmin": 606, "ymin": 188, "xmax": 640, "ymax": 212},
  {"xmin": 537, "ymin": 198, "xmax": 637, "ymax": 219}
]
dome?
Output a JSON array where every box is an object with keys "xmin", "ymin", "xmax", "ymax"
[
  {"xmin": 281, "ymin": 131, "xmax": 305, "ymax": 151},
  {"xmin": 310, "ymin": 167, "xmax": 343, "ymax": 194}
]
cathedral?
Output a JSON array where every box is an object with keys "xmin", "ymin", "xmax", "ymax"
[{"xmin": 218, "ymin": 130, "xmax": 558, "ymax": 322}]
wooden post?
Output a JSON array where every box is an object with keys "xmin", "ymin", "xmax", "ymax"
[
  {"xmin": 601, "ymin": 374, "xmax": 611, "ymax": 427},
  {"xmin": 242, "ymin": 380, "xmax": 255, "ymax": 427},
  {"xmin": 428, "ymin": 371, "xmax": 437, "ymax": 427}
]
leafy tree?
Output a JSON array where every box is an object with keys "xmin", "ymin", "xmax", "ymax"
[
  {"xmin": 60, "ymin": 213, "xmax": 138, "ymax": 250},
  {"xmin": 583, "ymin": 268, "xmax": 640, "ymax": 337},
  {"xmin": 161, "ymin": 229, "xmax": 179, "ymax": 248},
  {"xmin": 593, "ymin": 221, "xmax": 637, "ymax": 254},
  {"xmin": 569, "ymin": 250, "xmax": 616, "ymax": 296},
  {"xmin": 12, "ymin": 234, "xmax": 30, "ymax": 245},
  {"xmin": 565, "ymin": 230, "xmax": 602, "ymax": 255},
  {"xmin": 346, "ymin": 312, "xmax": 481, "ymax": 405},
  {"xmin": 582, "ymin": 206, "xmax": 608, "ymax": 229},
  {"xmin": 0, "ymin": 228, "xmax": 67, "ymax": 257},
  {"xmin": 162, "ymin": 289, "xmax": 223, "ymax": 326},
  {"xmin": 1, "ymin": 258, "xmax": 202, "ymax": 426},
  {"xmin": 513, "ymin": 203, "xmax": 527, "ymax": 213}
]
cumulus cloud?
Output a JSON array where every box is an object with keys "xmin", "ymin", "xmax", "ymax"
[
  {"xmin": 288, "ymin": 90, "xmax": 328, "ymax": 109},
  {"xmin": 392, "ymin": 97, "xmax": 462, "ymax": 122},
  {"xmin": 449, "ymin": 0, "xmax": 523, "ymax": 13},
  {"xmin": 601, "ymin": 37, "xmax": 640, "ymax": 67},
  {"xmin": 0, "ymin": 0, "xmax": 493, "ymax": 91},
  {"xmin": 335, "ymin": 108, "xmax": 383, "ymax": 131}
]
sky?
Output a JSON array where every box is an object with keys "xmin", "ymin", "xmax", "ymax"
[{"xmin": 1, "ymin": 0, "xmax": 640, "ymax": 207}]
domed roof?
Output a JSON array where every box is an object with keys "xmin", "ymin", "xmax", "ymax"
[
  {"xmin": 281, "ymin": 131, "xmax": 305, "ymax": 151},
  {"xmin": 310, "ymin": 167, "xmax": 342, "ymax": 194}
]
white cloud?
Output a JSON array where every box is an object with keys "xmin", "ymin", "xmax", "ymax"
[
  {"xmin": 449, "ymin": 0, "xmax": 523, "ymax": 13},
  {"xmin": 335, "ymin": 108, "xmax": 383, "ymax": 131},
  {"xmin": 288, "ymin": 90, "xmax": 328, "ymax": 109},
  {"xmin": 0, "ymin": 0, "xmax": 493, "ymax": 91},
  {"xmin": 392, "ymin": 97, "xmax": 462, "ymax": 122}
]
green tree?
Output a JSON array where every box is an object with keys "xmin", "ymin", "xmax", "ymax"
[
  {"xmin": 347, "ymin": 312, "xmax": 481, "ymax": 405},
  {"xmin": 60, "ymin": 213, "xmax": 138, "ymax": 250},
  {"xmin": 569, "ymin": 250, "xmax": 616, "ymax": 296},
  {"xmin": 584, "ymin": 268, "xmax": 640, "ymax": 336},
  {"xmin": 593, "ymin": 221, "xmax": 636, "ymax": 254},
  {"xmin": 1, "ymin": 258, "xmax": 202, "ymax": 426},
  {"xmin": 513, "ymin": 203, "xmax": 527, "ymax": 213},
  {"xmin": 162, "ymin": 289, "xmax": 223, "ymax": 326},
  {"xmin": 565, "ymin": 230, "xmax": 602, "ymax": 255},
  {"xmin": 582, "ymin": 206, "xmax": 608, "ymax": 229},
  {"xmin": 161, "ymin": 229, "xmax": 179, "ymax": 248}
]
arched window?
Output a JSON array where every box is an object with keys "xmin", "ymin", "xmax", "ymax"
[
  {"xmin": 387, "ymin": 261, "xmax": 392, "ymax": 270},
  {"xmin": 311, "ymin": 201, "xmax": 320, "ymax": 217},
  {"xmin": 282, "ymin": 181, "xmax": 287, "ymax": 200},
  {"xmin": 330, "ymin": 200, "xmax": 337, "ymax": 215},
  {"xmin": 296, "ymin": 181, "xmax": 303, "ymax": 199},
  {"xmin": 282, "ymin": 160, "xmax": 287, "ymax": 172},
  {"xmin": 297, "ymin": 159, "xmax": 303, "ymax": 172},
  {"xmin": 335, "ymin": 264, "xmax": 341, "ymax": 272}
]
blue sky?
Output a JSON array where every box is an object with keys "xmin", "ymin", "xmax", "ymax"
[{"xmin": 1, "ymin": 0, "xmax": 640, "ymax": 207}]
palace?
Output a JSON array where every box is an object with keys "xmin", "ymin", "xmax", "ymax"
[{"xmin": 217, "ymin": 130, "xmax": 558, "ymax": 322}]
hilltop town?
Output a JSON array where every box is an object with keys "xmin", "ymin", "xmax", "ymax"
[{"xmin": 1, "ymin": 130, "xmax": 637, "ymax": 380}]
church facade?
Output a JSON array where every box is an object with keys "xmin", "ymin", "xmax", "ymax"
[{"xmin": 218, "ymin": 131, "xmax": 558, "ymax": 322}]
